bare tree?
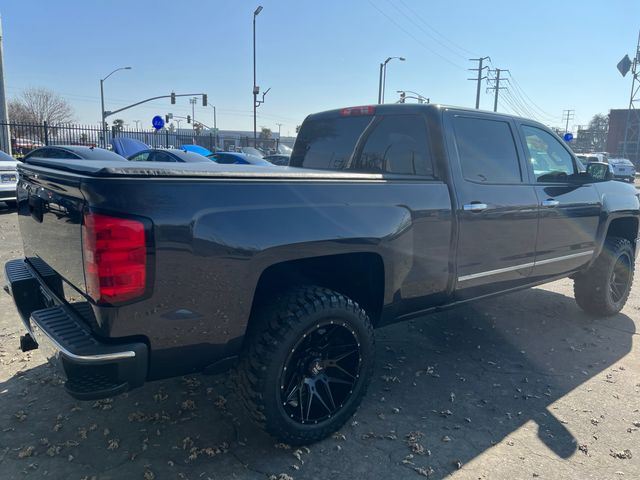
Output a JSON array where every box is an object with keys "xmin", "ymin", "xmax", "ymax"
[
  {"xmin": 8, "ymin": 87, "xmax": 75, "ymax": 125},
  {"xmin": 587, "ymin": 114, "xmax": 609, "ymax": 151}
]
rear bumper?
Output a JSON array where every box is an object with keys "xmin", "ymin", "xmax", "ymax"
[{"xmin": 4, "ymin": 259, "xmax": 148, "ymax": 400}]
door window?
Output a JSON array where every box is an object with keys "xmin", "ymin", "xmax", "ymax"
[
  {"xmin": 521, "ymin": 125, "xmax": 576, "ymax": 182},
  {"xmin": 129, "ymin": 152, "xmax": 150, "ymax": 162},
  {"xmin": 150, "ymin": 151, "xmax": 177, "ymax": 162},
  {"xmin": 453, "ymin": 117, "xmax": 522, "ymax": 183}
]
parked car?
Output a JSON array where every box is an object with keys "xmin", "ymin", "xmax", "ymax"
[
  {"xmin": 24, "ymin": 145, "xmax": 127, "ymax": 161},
  {"xmin": 240, "ymin": 146, "xmax": 265, "ymax": 158},
  {"xmin": 111, "ymin": 137, "xmax": 149, "ymax": 158},
  {"xmin": 128, "ymin": 149, "xmax": 212, "ymax": 163},
  {"xmin": 5, "ymin": 104, "xmax": 639, "ymax": 446},
  {"xmin": 207, "ymin": 152, "xmax": 273, "ymax": 165},
  {"xmin": 0, "ymin": 150, "xmax": 18, "ymax": 207},
  {"xmin": 263, "ymin": 154, "xmax": 290, "ymax": 166},
  {"xmin": 576, "ymin": 153, "xmax": 636, "ymax": 183},
  {"xmin": 180, "ymin": 145, "xmax": 215, "ymax": 157},
  {"xmin": 607, "ymin": 157, "xmax": 636, "ymax": 183},
  {"xmin": 11, "ymin": 137, "xmax": 44, "ymax": 155}
]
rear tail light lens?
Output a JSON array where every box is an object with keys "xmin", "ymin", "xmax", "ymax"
[
  {"xmin": 82, "ymin": 212, "xmax": 147, "ymax": 304},
  {"xmin": 340, "ymin": 105, "xmax": 376, "ymax": 116}
]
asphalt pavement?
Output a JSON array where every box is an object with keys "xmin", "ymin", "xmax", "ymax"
[{"xmin": 0, "ymin": 203, "xmax": 638, "ymax": 480}]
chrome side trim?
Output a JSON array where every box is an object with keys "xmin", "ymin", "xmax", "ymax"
[
  {"xmin": 533, "ymin": 250, "xmax": 594, "ymax": 266},
  {"xmin": 458, "ymin": 250, "xmax": 594, "ymax": 282},
  {"xmin": 30, "ymin": 316, "xmax": 136, "ymax": 364},
  {"xmin": 458, "ymin": 261, "xmax": 535, "ymax": 282}
]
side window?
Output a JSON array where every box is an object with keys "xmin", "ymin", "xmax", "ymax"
[
  {"xmin": 521, "ymin": 125, "xmax": 576, "ymax": 182},
  {"xmin": 453, "ymin": 116, "xmax": 522, "ymax": 183},
  {"xmin": 151, "ymin": 151, "xmax": 177, "ymax": 162},
  {"xmin": 129, "ymin": 152, "xmax": 150, "ymax": 162},
  {"xmin": 48, "ymin": 149, "xmax": 81, "ymax": 159},
  {"xmin": 215, "ymin": 154, "xmax": 238, "ymax": 164},
  {"xmin": 355, "ymin": 115, "xmax": 433, "ymax": 176}
]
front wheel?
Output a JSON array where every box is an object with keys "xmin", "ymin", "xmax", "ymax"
[
  {"xmin": 574, "ymin": 237, "xmax": 635, "ymax": 316},
  {"xmin": 235, "ymin": 286, "xmax": 375, "ymax": 445}
]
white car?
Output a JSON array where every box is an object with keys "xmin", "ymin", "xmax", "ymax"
[{"xmin": 0, "ymin": 150, "xmax": 18, "ymax": 208}]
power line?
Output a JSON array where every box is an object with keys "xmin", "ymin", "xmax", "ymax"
[
  {"xmin": 395, "ymin": 0, "xmax": 478, "ymax": 57},
  {"xmin": 506, "ymin": 73, "xmax": 560, "ymax": 121},
  {"xmin": 367, "ymin": 0, "xmax": 466, "ymax": 70},
  {"xmin": 387, "ymin": 0, "xmax": 473, "ymax": 60}
]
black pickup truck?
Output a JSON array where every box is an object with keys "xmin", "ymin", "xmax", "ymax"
[{"xmin": 4, "ymin": 104, "xmax": 639, "ymax": 445}]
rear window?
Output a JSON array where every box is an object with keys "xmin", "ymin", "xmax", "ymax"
[
  {"xmin": 291, "ymin": 116, "xmax": 371, "ymax": 170},
  {"xmin": 291, "ymin": 114, "xmax": 433, "ymax": 176}
]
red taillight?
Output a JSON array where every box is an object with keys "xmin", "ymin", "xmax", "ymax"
[
  {"xmin": 340, "ymin": 105, "xmax": 376, "ymax": 117},
  {"xmin": 82, "ymin": 212, "xmax": 147, "ymax": 304}
]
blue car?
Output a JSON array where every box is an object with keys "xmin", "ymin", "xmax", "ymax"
[
  {"xmin": 128, "ymin": 149, "xmax": 212, "ymax": 163},
  {"xmin": 207, "ymin": 152, "xmax": 273, "ymax": 166}
]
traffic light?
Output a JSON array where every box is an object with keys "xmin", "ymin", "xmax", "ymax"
[
  {"xmin": 202, "ymin": 94, "xmax": 208, "ymax": 107},
  {"xmin": 165, "ymin": 115, "xmax": 169, "ymax": 124},
  {"xmin": 399, "ymin": 92, "xmax": 406, "ymax": 103},
  {"xmin": 187, "ymin": 115, "xmax": 191, "ymax": 124},
  {"xmin": 170, "ymin": 92, "xmax": 176, "ymax": 104}
]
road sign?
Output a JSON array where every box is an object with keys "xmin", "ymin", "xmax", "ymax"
[
  {"xmin": 617, "ymin": 54, "xmax": 632, "ymax": 77},
  {"xmin": 563, "ymin": 133, "xmax": 574, "ymax": 142},
  {"xmin": 152, "ymin": 115, "xmax": 165, "ymax": 130}
]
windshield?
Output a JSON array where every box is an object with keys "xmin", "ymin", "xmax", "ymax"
[{"xmin": 241, "ymin": 147, "xmax": 264, "ymax": 158}]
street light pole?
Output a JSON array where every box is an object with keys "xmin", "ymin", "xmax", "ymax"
[
  {"xmin": 100, "ymin": 66, "xmax": 131, "ymax": 146},
  {"xmin": 377, "ymin": 63, "xmax": 384, "ymax": 104},
  {"xmin": 190, "ymin": 97, "xmax": 197, "ymax": 128},
  {"xmin": 379, "ymin": 57, "xmax": 405, "ymax": 104},
  {"xmin": 253, "ymin": 5, "xmax": 263, "ymax": 147}
]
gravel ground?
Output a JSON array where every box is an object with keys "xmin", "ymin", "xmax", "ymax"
[{"xmin": 0, "ymin": 202, "xmax": 638, "ymax": 480}]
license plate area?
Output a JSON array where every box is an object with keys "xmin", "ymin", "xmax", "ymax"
[{"xmin": 1, "ymin": 173, "xmax": 16, "ymax": 183}]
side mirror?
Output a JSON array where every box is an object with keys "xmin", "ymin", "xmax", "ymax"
[{"xmin": 586, "ymin": 162, "xmax": 612, "ymax": 181}]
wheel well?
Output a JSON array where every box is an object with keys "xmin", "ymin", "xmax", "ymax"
[
  {"xmin": 607, "ymin": 217, "xmax": 638, "ymax": 250},
  {"xmin": 250, "ymin": 253, "xmax": 385, "ymax": 325}
]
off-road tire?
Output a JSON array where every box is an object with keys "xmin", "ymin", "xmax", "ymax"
[
  {"xmin": 235, "ymin": 286, "xmax": 375, "ymax": 445},
  {"xmin": 574, "ymin": 237, "xmax": 635, "ymax": 316}
]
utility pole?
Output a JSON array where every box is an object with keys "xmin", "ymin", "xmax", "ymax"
[
  {"xmin": 622, "ymin": 31, "xmax": 640, "ymax": 161},
  {"xmin": 253, "ymin": 6, "xmax": 263, "ymax": 147},
  {"xmin": 562, "ymin": 109, "xmax": 575, "ymax": 134},
  {"xmin": 133, "ymin": 120, "xmax": 140, "ymax": 130},
  {"xmin": 468, "ymin": 57, "xmax": 490, "ymax": 109},
  {"xmin": 0, "ymin": 16, "xmax": 10, "ymax": 154},
  {"xmin": 486, "ymin": 68, "xmax": 508, "ymax": 112}
]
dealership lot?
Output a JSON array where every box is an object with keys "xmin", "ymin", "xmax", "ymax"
[{"xmin": 0, "ymin": 205, "xmax": 638, "ymax": 480}]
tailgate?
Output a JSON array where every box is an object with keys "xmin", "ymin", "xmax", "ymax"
[{"xmin": 17, "ymin": 164, "xmax": 87, "ymax": 293}]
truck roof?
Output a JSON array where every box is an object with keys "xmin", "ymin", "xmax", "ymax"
[{"xmin": 305, "ymin": 103, "xmax": 545, "ymax": 126}]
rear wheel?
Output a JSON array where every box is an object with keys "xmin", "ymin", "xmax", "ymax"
[
  {"xmin": 235, "ymin": 286, "xmax": 375, "ymax": 445},
  {"xmin": 574, "ymin": 237, "xmax": 635, "ymax": 316},
  {"xmin": 3, "ymin": 200, "xmax": 16, "ymax": 209}
]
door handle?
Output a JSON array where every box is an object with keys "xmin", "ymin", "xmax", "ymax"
[
  {"xmin": 463, "ymin": 203, "xmax": 488, "ymax": 212},
  {"xmin": 541, "ymin": 199, "xmax": 560, "ymax": 207}
]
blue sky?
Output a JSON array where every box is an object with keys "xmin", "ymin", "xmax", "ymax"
[{"xmin": 1, "ymin": 0, "xmax": 639, "ymax": 135}]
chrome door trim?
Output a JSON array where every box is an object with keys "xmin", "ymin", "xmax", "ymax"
[{"xmin": 458, "ymin": 250, "xmax": 594, "ymax": 282}]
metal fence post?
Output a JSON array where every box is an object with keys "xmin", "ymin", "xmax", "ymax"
[
  {"xmin": 165, "ymin": 129, "xmax": 169, "ymax": 148},
  {"xmin": 43, "ymin": 121, "xmax": 49, "ymax": 145}
]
